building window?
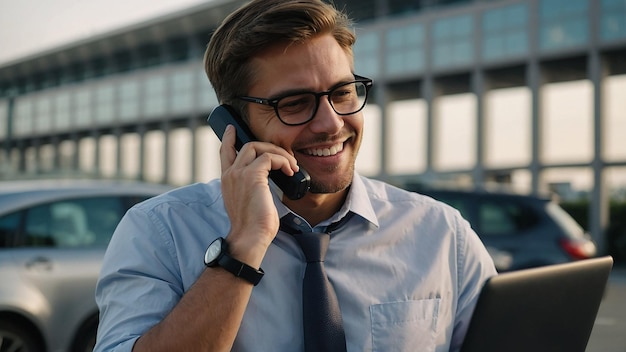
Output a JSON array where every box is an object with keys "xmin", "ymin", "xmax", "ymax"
[
  {"xmin": 334, "ymin": 0, "xmax": 377, "ymax": 23},
  {"xmin": 75, "ymin": 89, "xmax": 92, "ymax": 128},
  {"xmin": 34, "ymin": 95, "xmax": 52, "ymax": 135},
  {"xmin": 539, "ymin": 0, "xmax": 589, "ymax": 51},
  {"xmin": 388, "ymin": 0, "xmax": 423, "ymax": 17},
  {"xmin": 170, "ymin": 69, "xmax": 194, "ymax": 115},
  {"xmin": 119, "ymin": 80, "xmax": 140, "ymax": 122},
  {"xmin": 167, "ymin": 37, "xmax": 191, "ymax": 63},
  {"xmin": 13, "ymin": 96, "xmax": 33, "ymax": 137},
  {"xmin": 197, "ymin": 71, "xmax": 219, "ymax": 112},
  {"xmin": 61, "ymin": 64, "xmax": 80, "ymax": 85},
  {"xmin": 92, "ymin": 58, "xmax": 109, "ymax": 78},
  {"xmin": 139, "ymin": 44, "xmax": 162, "ymax": 68},
  {"xmin": 601, "ymin": 0, "xmax": 626, "ymax": 41},
  {"xmin": 114, "ymin": 51, "xmax": 135, "ymax": 73},
  {"xmin": 432, "ymin": 15, "xmax": 474, "ymax": 69},
  {"xmin": 353, "ymin": 31, "xmax": 380, "ymax": 78},
  {"xmin": 95, "ymin": 84, "xmax": 115, "ymax": 124},
  {"xmin": 0, "ymin": 99, "xmax": 7, "ymax": 139},
  {"xmin": 143, "ymin": 75, "xmax": 166, "ymax": 119},
  {"xmin": 385, "ymin": 23, "xmax": 425, "ymax": 76},
  {"xmin": 54, "ymin": 91, "xmax": 71, "ymax": 131},
  {"xmin": 482, "ymin": 4, "xmax": 529, "ymax": 61}
]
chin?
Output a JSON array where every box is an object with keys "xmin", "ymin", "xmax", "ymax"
[{"xmin": 308, "ymin": 170, "xmax": 353, "ymax": 194}]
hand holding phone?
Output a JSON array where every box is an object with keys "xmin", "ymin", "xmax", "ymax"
[{"xmin": 208, "ymin": 104, "xmax": 310, "ymax": 200}]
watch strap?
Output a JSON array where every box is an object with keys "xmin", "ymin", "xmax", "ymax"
[{"xmin": 217, "ymin": 252, "xmax": 265, "ymax": 286}]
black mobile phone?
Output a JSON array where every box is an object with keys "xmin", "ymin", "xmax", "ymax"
[{"xmin": 207, "ymin": 104, "xmax": 310, "ymax": 200}]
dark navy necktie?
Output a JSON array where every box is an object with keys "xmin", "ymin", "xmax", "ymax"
[{"xmin": 281, "ymin": 214, "xmax": 352, "ymax": 352}]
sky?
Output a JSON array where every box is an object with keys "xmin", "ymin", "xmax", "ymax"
[{"xmin": 0, "ymin": 0, "xmax": 210, "ymax": 65}]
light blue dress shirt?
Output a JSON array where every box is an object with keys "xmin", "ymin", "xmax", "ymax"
[{"xmin": 95, "ymin": 172, "xmax": 496, "ymax": 352}]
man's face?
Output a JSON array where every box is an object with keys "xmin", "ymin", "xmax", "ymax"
[{"xmin": 245, "ymin": 34, "xmax": 364, "ymax": 194}]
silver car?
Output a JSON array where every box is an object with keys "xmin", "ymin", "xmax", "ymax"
[{"xmin": 0, "ymin": 179, "xmax": 172, "ymax": 352}]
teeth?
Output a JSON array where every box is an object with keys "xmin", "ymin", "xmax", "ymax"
[{"xmin": 306, "ymin": 143, "xmax": 344, "ymax": 156}]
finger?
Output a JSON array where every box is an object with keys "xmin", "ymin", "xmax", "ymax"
[
  {"xmin": 247, "ymin": 152, "xmax": 297, "ymax": 177},
  {"xmin": 236, "ymin": 142, "xmax": 300, "ymax": 174},
  {"xmin": 220, "ymin": 125, "xmax": 237, "ymax": 173}
]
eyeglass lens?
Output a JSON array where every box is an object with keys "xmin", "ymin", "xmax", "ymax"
[{"xmin": 277, "ymin": 81, "xmax": 368, "ymax": 125}]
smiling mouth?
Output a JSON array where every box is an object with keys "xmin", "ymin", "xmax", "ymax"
[{"xmin": 304, "ymin": 142, "xmax": 344, "ymax": 156}]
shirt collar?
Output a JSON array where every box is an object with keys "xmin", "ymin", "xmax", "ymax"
[
  {"xmin": 272, "ymin": 171, "xmax": 379, "ymax": 229},
  {"xmin": 343, "ymin": 172, "xmax": 379, "ymax": 228}
]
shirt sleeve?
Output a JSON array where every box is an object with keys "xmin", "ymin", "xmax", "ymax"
[
  {"xmin": 94, "ymin": 206, "xmax": 184, "ymax": 352},
  {"xmin": 449, "ymin": 215, "xmax": 498, "ymax": 352}
]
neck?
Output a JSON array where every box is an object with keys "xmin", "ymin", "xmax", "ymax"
[{"xmin": 283, "ymin": 189, "xmax": 349, "ymax": 227}]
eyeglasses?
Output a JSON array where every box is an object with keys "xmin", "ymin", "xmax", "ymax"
[{"xmin": 237, "ymin": 75, "xmax": 373, "ymax": 126}]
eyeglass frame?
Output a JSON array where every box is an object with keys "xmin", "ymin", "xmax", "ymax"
[{"xmin": 236, "ymin": 74, "xmax": 373, "ymax": 126}]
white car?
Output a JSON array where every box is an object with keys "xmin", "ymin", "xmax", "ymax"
[{"xmin": 0, "ymin": 179, "xmax": 172, "ymax": 352}]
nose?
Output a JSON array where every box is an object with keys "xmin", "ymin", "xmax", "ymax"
[{"xmin": 308, "ymin": 96, "xmax": 343, "ymax": 134}]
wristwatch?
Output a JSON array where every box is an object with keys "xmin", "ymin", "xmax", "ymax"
[{"xmin": 204, "ymin": 237, "xmax": 264, "ymax": 286}]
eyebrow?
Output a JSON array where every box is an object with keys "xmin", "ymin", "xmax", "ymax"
[
  {"xmin": 267, "ymin": 87, "xmax": 314, "ymax": 100},
  {"xmin": 267, "ymin": 75, "xmax": 357, "ymax": 100}
]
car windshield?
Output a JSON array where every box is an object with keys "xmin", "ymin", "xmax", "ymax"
[{"xmin": 545, "ymin": 202, "xmax": 586, "ymax": 239}]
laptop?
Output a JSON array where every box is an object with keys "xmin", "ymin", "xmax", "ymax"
[{"xmin": 460, "ymin": 256, "xmax": 613, "ymax": 352}]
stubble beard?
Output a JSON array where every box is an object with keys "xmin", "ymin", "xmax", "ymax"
[{"xmin": 308, "ymin": 163, "xmax": 354, "ymax": 194}]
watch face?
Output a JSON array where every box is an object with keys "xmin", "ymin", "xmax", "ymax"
[{"xmin": 204, "ymin": 238, "xmax": 223, "ymax": 266}]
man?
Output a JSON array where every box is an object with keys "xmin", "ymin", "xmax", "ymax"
[{"xmin": 94, "ymin": 0, "xmax": 496, "ymax": 351}]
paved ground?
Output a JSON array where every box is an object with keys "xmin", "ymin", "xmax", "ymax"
[{"xmin": 586, "ymin": 265, "xmax": 626, "ymax": 352}]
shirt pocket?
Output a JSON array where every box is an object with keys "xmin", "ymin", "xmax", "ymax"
[{"xmin": 370, "ymin": 298, "xmax": 440, "ymax": 352}]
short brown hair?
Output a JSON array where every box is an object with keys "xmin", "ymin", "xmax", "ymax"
[{"xmin": 204, "ymin": 0, "xmax": 356, "ymax": 117}]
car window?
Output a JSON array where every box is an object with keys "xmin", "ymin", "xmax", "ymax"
[
  {"xmin": 478, "ymin": 200, "xmax": 538, "ymax": 236},
  {"xmin": 18, "ymin": 196, "xmax": 127, "ymax": 249},
  {"xmin": 0, "ymin": 212, "xmax": 21, "ymax": 248},
  {"xmin": 479, "ymin": 202, "xmax": 516, "ymax": 235},
  {"xmin": 24, "ymin": 205, "xmax": 56, "ymax": 246},
  {"xmin": 82, "ymin": 197, "xmax": 128, "ymax": 246}
]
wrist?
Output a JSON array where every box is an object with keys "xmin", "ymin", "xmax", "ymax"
[
  {"xmin": 204, "ymin": 237, "xmax": 264, "ymax": 286},
  {"xmin": 225, "ymin": 233, "xmax": 273, "ymax": 269}
]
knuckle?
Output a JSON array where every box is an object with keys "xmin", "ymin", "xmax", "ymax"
[{"xmin": 259, "ymin": 153, "xmax": 273, "ymax": 163}]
